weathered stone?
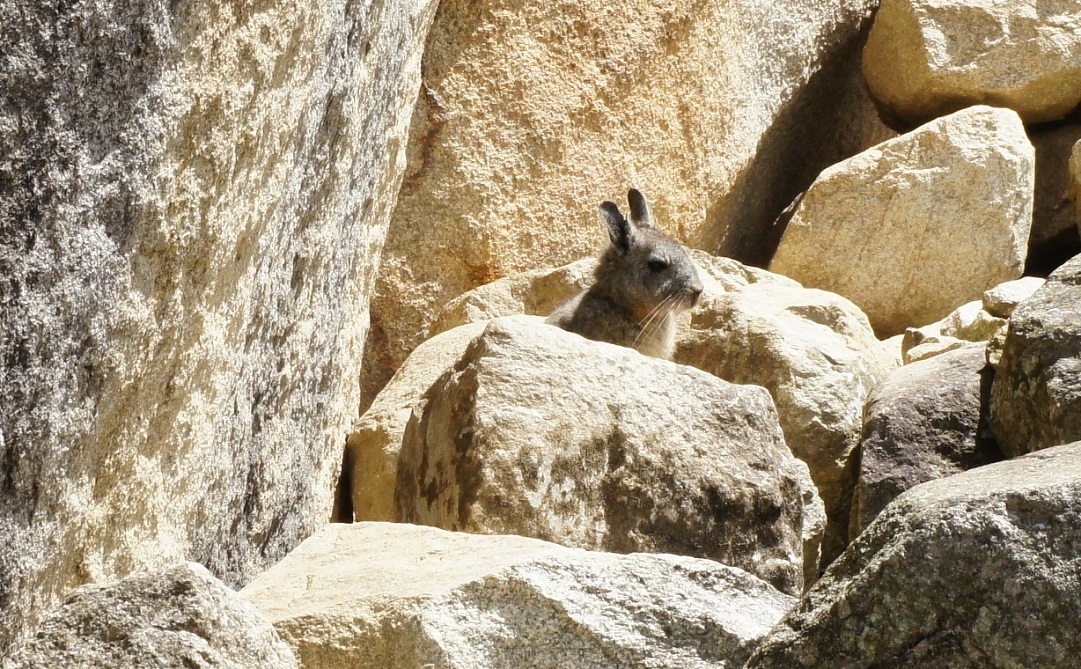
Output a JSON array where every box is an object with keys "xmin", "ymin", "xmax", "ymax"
[
  {"xmin": 346, "ymin": 321, "xmax": 488, "ymax": 522},
  {"xmin": 1030, "ymin": 125, "xmax": 1081, "ymax": 275},
  {"xmin": 0, "ymin": 0, "xmax": 436, "ymax": 651},
  {"xmin": 396, "ymin": 316, "xmax": 823, "ymax": 595},
  {"xmin": 903, "ymin": 334, "xmax": 969, "ymax": 364},
  {"xmin": 850, "ymin": 344, "xmax": 1002, "ymax": 536},
  {"xmin": 428, "ymin": 249, "xmax": 801, "ymax": 339},
  {"xmin": 243, "ymin": 523, "xmax": 795, "ymax": 669},
  {"xmin": 863, "ymin": 0, "xmax": 1081, "ymax": 127},
  {"xmin": 361, "ymin": 0, "xmax": 896, "ymax": 409},
  {"xmin": 4, "ymin": 563, "xmax": 297, "ymax": 669},
  {"xmin": 939, "ymin": 300, "xmax": 1007, "ymax": 342},
  {"xmin": 981, "ymin": 276, "xmax": 1046, "ymax": 319},
  {"xmin": 770, "ymin": 106, "xmax": 1034, "ymax": 336},
  {"xmin": 748, "ymin": 443, "xmax": 1081, "ymax": 669},
  {"xmin": 676, "ymin": 283, "xmax": 893, "ymax": 567},
  {"xmin": 427, "ymin": 260, "xmax": 595, "ymax": 341},
  {"xmin": 991, "ymin": 254, "xmax": 1081, "ymax": 457}
]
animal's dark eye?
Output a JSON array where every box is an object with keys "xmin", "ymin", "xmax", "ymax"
[{"xmin": 648, "ymin": 259, "xmax": 669, "ymax": 272}]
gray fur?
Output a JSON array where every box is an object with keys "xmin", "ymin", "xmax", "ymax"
[{"xmin": 547, "ymin": 189, "xmax": 703, "ymax": 360}]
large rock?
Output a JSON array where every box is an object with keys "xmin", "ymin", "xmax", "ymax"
[
  {"xmin": 396, "ymin": 316, "xmax": 824, "ymax": 595},
  {"xmin": 991, "ymin": 254, "xmax": 1081, "ymax": 457},
  {"xmin": 863, "ymin": 0, "xmax": 1081, "ymax": 127},
  {"xmin": 4, "ymin": 563, "xmax": 297, "ymax": 669},
  {"xmin": 360, "ymin": 0, "xmax": 896, "ymax": 408},
  {"xmin": 346, "ymin": 321, "xmax": 488, "ymax": 522},
  {"xmin": 850, "ymin": 344, "xmax": 1003, "ymax": 537},
  {"xmin": 770, "ymin": 106, "xmax": 1034, "ymax": 336},
  {"xmin": 243, "ymin": 522, "xmax": 795, "ymax": 669},
  {"xmin": 352, "ymin": 251, "xmax": 798, "ymax": 522},
  {"xmin": 1072, "ymin": 139, "xmax": 1081, "ymax": 230},
  {"xmin": 747, "ymin": 443, "xmax": 1081, "ymax": 669},
  {"xmin": 0, "ymin": 0, "xmax": 436, "ymax": 651},
  {"xmin": 676, "ymin": 282, "xmax": 894, "ymax": 567}
]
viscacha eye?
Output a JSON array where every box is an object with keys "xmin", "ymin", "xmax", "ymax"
[{"xmin": 647, "ymin": 258, "xmax": 669, "ymax": 272}]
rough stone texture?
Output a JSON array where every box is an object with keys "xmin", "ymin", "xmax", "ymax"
[
  {"xmin": 982, "ymin": 276, "xmax": 1046, "ymax": 318},
  {"xmin": 939, "ymin": 300, "xmax": 1007, "ymax": 342},
  {"xmin": 747, "ymin": 443, "xmax": 1081, "ymax": 669},
  {"xmin": 1030, "ymin": 125, "xmax": 1081, "ymax": 275},
  {"xmin": 428, "ymin": 249, "xmax": 801, "ymax": 339},
  {"xmin": 360, "ymin": 0, "xmax": 896, "ymax": 409},
  {"xmin": 863, "ymin": 0, "xmax": 1081, "ymax": 127},
  {"xmin": 770, "ymin": 106, "xmax": 1034, "ymax": 336},
  {"xmin": 426, "ymin": 260, "xmax": 595, "ymax": 343},
  {"xmin": 243, "ymin": 523, "xmax": 796, "ymax": 669},
  {"xmin": 991, "ymin": 254, "xmax": 1081, "ymax": 457},
  {"xmin": 0, "ymin": 0, "xmax": 436, "ymax": 651},
  {"xmin": 346, "ymin": 321, "xmax": 488, "ymax": 522},
  {"xmin": 4, "ymin": 563, "xmax": 297, "ymax": 669},
  {"xmin": 675, "ymin": 282, "xmax": 894, "ymax": 567},
  {"xmin": 850, "ymin": 344, "xmax": 1003, "ymax": 537},
  {"xmin": 396, "ymin": 317, "xmax": 823, "ymax": 595}
]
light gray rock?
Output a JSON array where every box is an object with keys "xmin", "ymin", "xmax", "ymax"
[
  {"xmin": 395, "ymin": 316, "xmax": 824, "ymax": 595},
  {"xmin": 981, "ymin": 276, "xmax": 1046, "ymax": 319},
  {"xmin": 4, "ymin": 563, "xmax": 297, "ymax": 669},
  {"xmin": 242, "ymin": 523, "xmax": 795, "ymax": 669},
  {"xmin": 675, "ymin": 282, "xmax": 894, "ymax": 568},
  {"xmin": 863, "ymin": 0, "xmax": 1081, "ymax": 126},
  {"xmin": 345, "ymin": 321, "xmax": 488, "ymax": 522},
  {"xmin": 748, "ymin": 443, "xmax": 1081, "ymax": 669},
  {"xmin": 0, "ymin": 0, "xmax": 437, "ymax": 651},
  {"xmin": 991, "ymin": 254, "xmax": 1081, "ymax": 457},
  {"xmin": 851, "ymin": 344, "xmax": 1002, "ymax": 536},
  {"xmin": 770, "ymin": 106, "xmax": 1034, "ymax": 336}
]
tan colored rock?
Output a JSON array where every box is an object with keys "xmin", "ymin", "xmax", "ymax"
[
  {"xmin": 675, "ymin": 283, "xmax": 894, "ymax": 567},
  {"xmin": 939, "ymin": 300, "xmax": 1007, "ymax": 342},
  {"xmin": 396, "ymin": 317, "xmax": 823, "ymax": 595},
  {"xmin": 903, "ymin": 334, "xmax": 969, "ymax": 364},
  {"xmin": 346, "ymin": 322, "xmax": 488, "ymax": 522},
  {"xmin": 361, "ymin": 0, "xmax": 896, "ymax": 408},
  {"xmin": 0, "ymin": 0, "xmax": 437, "ymax": 651},
  {"xmin": 428, "ymin": 260, "xmax": 595, "ymax": 338},
  {"xmin": 4, "ymin": 563, "xmax": 297, "ymax": 669},
  {"xmin": 863, "ymin": 0, "xmax": 1081, "ymax": 127},
  {"xmin": 982, "ymin": 276, "xmax": 1046, "ymax": 318},
  {"xmin": 770, "ymin": 106, "xmax": 1034, "ymax": 336},
  {"xmin": 428, "ymin": 249, "xmax": 799, "ymax": 338},
  {"xmin": 242, "ymin": 523, "xmax": 796, "ymax": 669}
]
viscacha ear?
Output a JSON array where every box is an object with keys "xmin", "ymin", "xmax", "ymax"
[
  {"xmin": 599, "ymin": 201, "xmax": 634, "ymax": 253},
  {"xmin": 627, "ymin": 189, "xmax": 653, "ymax": 228}
]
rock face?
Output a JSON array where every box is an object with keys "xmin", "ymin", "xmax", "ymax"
[
  {"xmin": 863, "ymin": 0, "xmax": 1081, "ymax": 127},
  {"xmin": 4, "ymin": 563, "xmax": 297, "ymax": 669},
  {"xmin": 242, "ymin": 523, "xmax": 795, "ymax": 669},
  {"xmin": 747, "ymin": 443, "xmax": 1081, "ymax": 669},
  {"xmin": 991, "ymin": 254, "xmax": 1081, "ymax": 457},
  {"xmin": 361, "ymin": 0, "xmax": 896, "ymax": 408},
  {"xmin": 346, "ymin": 321, "xmax": 488, "ymax": 522},
  {"xmin": 1072, "ymin": 140, "xmax": 1081, "ymax": 229},
  {"xmin": 396, "ymin": 317, "xmax": 823, "ymax": 595},
  {"xmin": 0, "ymin": 0, "xmax": 436, "ymax": 650},
  {"xmin": 981, "ymin": 277, "xmax": 1046, "ymax": 319},
  {"xmin": 850, "ymin": 344, "xmax": 1003, "ymax": 536},
  {"xmin": 676, "ymin": 282, "xmax": 894, "ymax": 566},
  {"xmin": 770, "ymin": 106, "xmax": 1034, "ymax": 336}
]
